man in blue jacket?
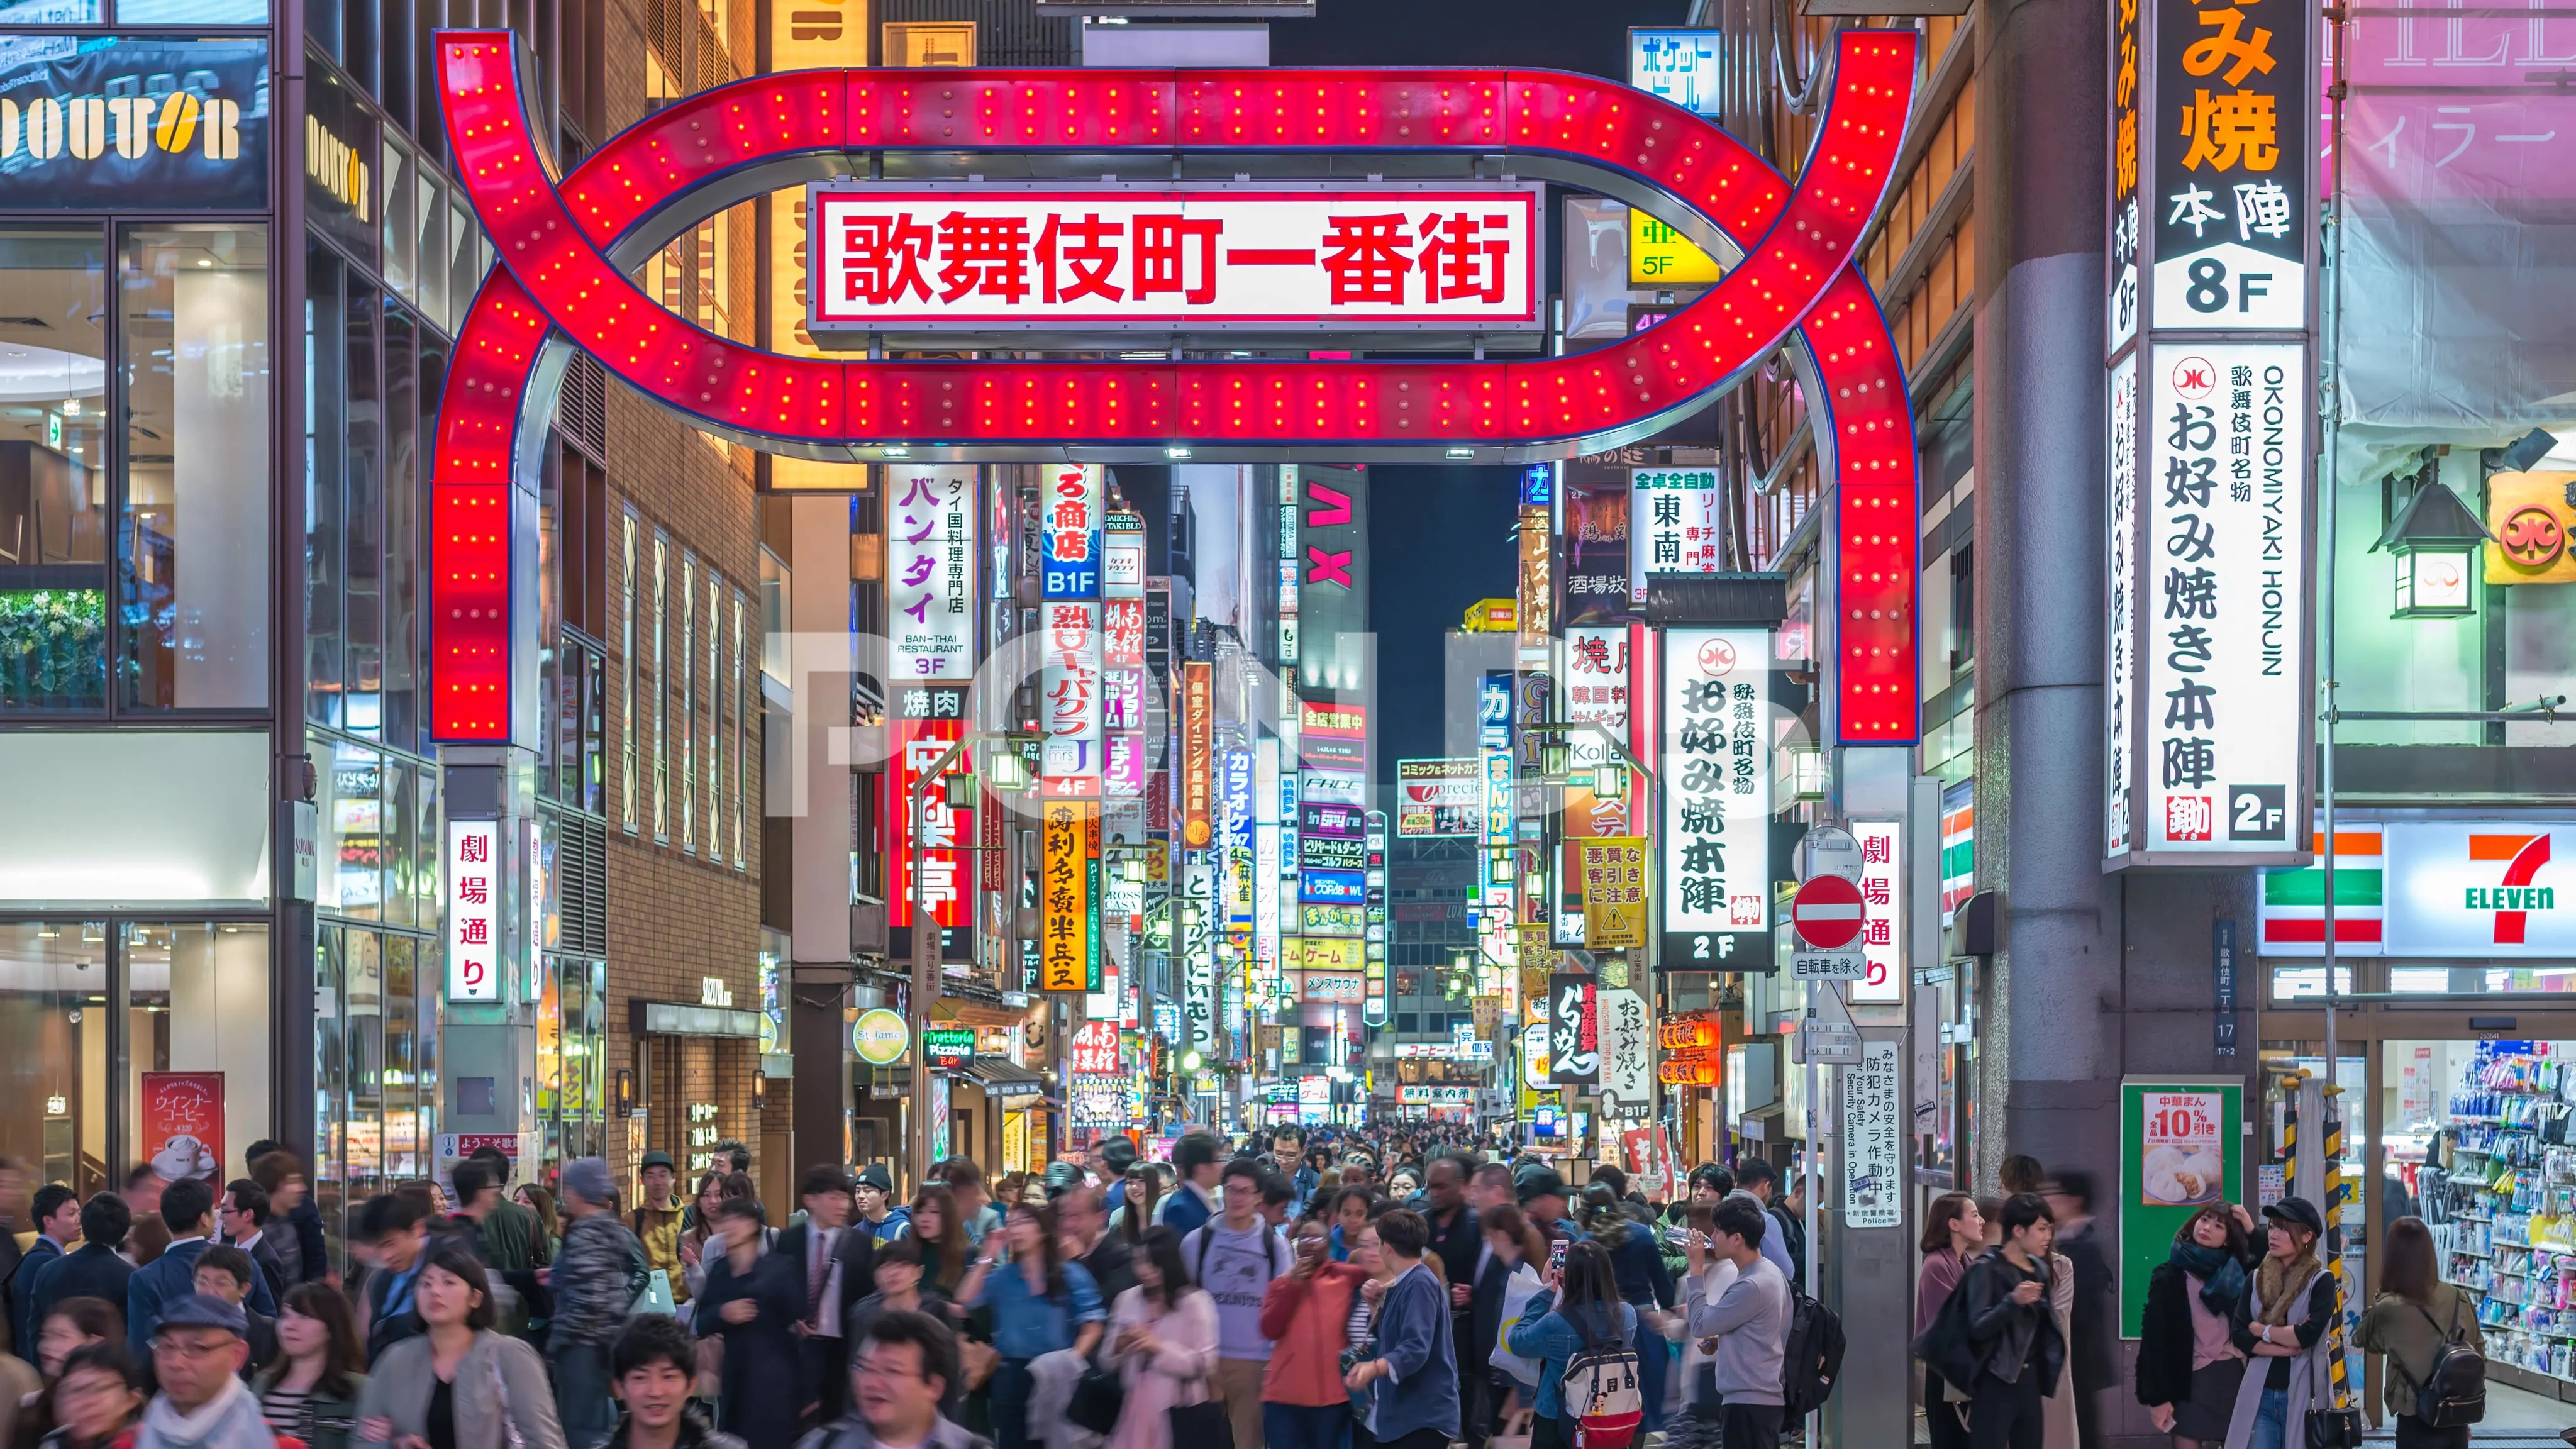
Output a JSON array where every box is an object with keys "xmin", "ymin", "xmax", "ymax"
[
  {"xmin": 1343, "ymin": 1208, "xmax": 1460, "ymax": 1449},
  {"xmin": 28, "ymin": 1194, "xmax": 135, "ymax": 1345},
  {"xmin": 11, "ymin": 1185, "xmax": 77, "ymax": 1362},
  {"xmin": 128, "ymin": 1175, "xmax": 274, "ymax": 1352}
]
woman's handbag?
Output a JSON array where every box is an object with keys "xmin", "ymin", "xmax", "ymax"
[
  {"xmin": 1066, "ymin": 1362, "xmax": 1125, "ymax": 1435},
  {"xmin": 2304, "ymin": 1406, "xmax": 2364, "ymax": 1449},
  {"xmin": 1168, "ymin": 1389, "xmax": 1232, "ymax": 1449}
]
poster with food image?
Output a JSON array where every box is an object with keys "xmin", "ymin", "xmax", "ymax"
[
  {"xmin": 139, "ymin": 1072, "xmax": 225, "ymax": 1182},
  {"xmin": 2139, "ymin": 1091, "xmax": 2226, "ymax": 1204},
  {"xmin": 2119, "ymin": 1078, "xmax": 2243, "ymax": 1338}
]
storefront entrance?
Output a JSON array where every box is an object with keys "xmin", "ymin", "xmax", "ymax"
[{"xmin": 2260, "ymin": 1004, "xmax": 2576, "ymax": 1436}]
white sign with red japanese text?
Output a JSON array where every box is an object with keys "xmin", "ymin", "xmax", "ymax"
[
  {"xmin": 445, "ymin": 819, "xmax": 501, "ymax": 1002},
  {"xmin": 806, "ymin": 184, "xmax": 1544, "ymax": 331},
  {"xmin": 887, "ymin": 465, "xmax": 978, "ymax": 682},
  {"xmin": 1852, "ymin": 819, "xmax": 1903, "ymax": 1003}
]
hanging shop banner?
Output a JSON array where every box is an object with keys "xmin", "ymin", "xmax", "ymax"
[
  {"xmin": 1301, "ymin": 701, "xmax": 1368, "ymax": 775},
  {"xmin": 1182, "ymin": 853, "xmax": 1217, "ymax": 1057},
  {"xmin": 1842, "ymin": 1040, "xmax": 1904, "ymax": 1228},
  {"xmin": 1397, "ymin": 758, "xmax": 1483, "ymax": 838},
  {"xmin": 1598, "ymin": 985, "xmax": 1653, "ymax": 1118},
  {"xmin": 1563, "ymin": 475, "xmax": 1632, "ymax": 625},
  {"xmin": 2104, "ymin": 352, "xmax": 2141, "ymax": 857},
  {"xmin": 2106, "ymin": 344, "xmax": 2309, "ymax": 864},
  {"xmin": 1040, "ymin": 601, "xmax": 1104, "ymax": 795},
  {"xmin": 1041, "ymin": 800, "xmax": 1093, "ymax": 991},
  {"xmin": 446, "ymin": 819, "xmax": 502, "ymax": 1002},
  {"xmin": 1297, "ymin": 936, "xmax": 1365, "ymax": 971},
  {"xmin": 1518, "ymin": 504, "xmax": 1555, "ymax": 650},
  {"xmin": 1660, "ymin": 628, "xmax": 1774, "ymax": 968},
  {"xmin": 806, "ymin": 184, "xmax": 1544, "ymax": 331},
  {"xmin": 1041, "ymin": 463, "xmax": 1103, "ymax": 599},
  {"xmin": 2118, "ymin": 1079, "xmax": 2244, "ymax": 1335},
  {"xmin": 1298, "ymin": 465, "xmax": 1370, "ymax": 696},
  {"xmin": 923, "ymin": 1028, "xmax": 975, "ymax": 1070},
  {"xmin": 2141, "ymin": 0, "xmax": 2309, "ymax": 333},
  {"xmin": 1255, "ymin": 738, "xmax": 1282, "ymax": 985},
  {"xmin": 1565, "ymin": 626, "xmax": 1632, "ymax": 734},
  {"xmin": 1070, "ymin": 1021, "xmax": 1121, "ymax": 1075},
  {"xmin": 1399, "ymin": 1085, "xmax": 1477, "ymax": 1106},
  {"xmin": 1301, "ymin": 867, "xmax": 1366, "ymax": 905},
  {"xmin": 1546, "ymin": 972, "xmax": 1600, "ymax": 1084},
  {"xmin": 1852, "ymin": 819, "xmax": 1903, "ymax": 1004},
  {"xmin": 887, "ymin": 701, "xmax": 971, "ymax": 931},
  {"xmin": 1579, "ymin": 838, "xmax": 1650, "ymax": 949},
  {"xmin": 1627, "ymin": 28, "xmax": 1723, "ymax": 118},
  {"xmin": 0, "ymin": 38, "xmax": 272, "ymax": 211},
  {"xmin": 1629, "ymin": 468, "xmax": 1722, "ymax": 601},
  {"xmin": 1181, "ymin": 663, "xmax": 1214, "ymax": 847},
  {"xmin": 887, "ymin": 465, "xmax": 979, "ymax": 680},
  {"xmin": 1104, "ymin": 513, "xmax": 1146, "ymax": 597},
  {"xmin": 2258, "ymin": 818, "xmax": 2576, "ymax": 958}
]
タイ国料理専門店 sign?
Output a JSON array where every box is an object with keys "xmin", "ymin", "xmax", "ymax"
[
  {"xmin": 806, "ymin": 185, "xmax": 1543, "ymax": 331},
  {"xmin": 886, "ymin": 465, "xmax": 978, "ymax": 680}
]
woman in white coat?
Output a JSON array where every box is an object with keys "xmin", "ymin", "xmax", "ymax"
[{"xmin": 1102, "ymin": 1226, "xmax": 1218, "ymax": 1449}]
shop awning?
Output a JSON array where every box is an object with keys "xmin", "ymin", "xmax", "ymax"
[
  {"xmin": 967, "ymin": 1060, "xmax": 1046, "ymax": 1099},
  {"xmin": 631, "ymin": 1001, "xmax": 763, "ymax": 1038}
]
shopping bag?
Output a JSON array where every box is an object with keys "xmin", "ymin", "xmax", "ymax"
[{"xmin": 1488, "ymin": 1264, "xmax": 1550, "ymax": 1390}]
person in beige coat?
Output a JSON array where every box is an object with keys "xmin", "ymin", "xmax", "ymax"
[
  {"xmin": 354, "ymin": 1240, "xmax": 565, "ymax": 1449},
  {"xmin": 2041, "ymin": 1251, "xmax": 2079, "ymax": 1449}
]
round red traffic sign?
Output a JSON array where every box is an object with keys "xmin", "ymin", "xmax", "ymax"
[{"xmin": 1790, "ymin": 874, "xmax": 1866, "ymax": 950}]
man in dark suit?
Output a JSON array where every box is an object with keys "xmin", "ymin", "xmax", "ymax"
[
  {"xmin": 775, "ymin": 1164, "xmax": 874, "ymax": 1426},
  {"xmin": 127, "ymin": 1176, "xmax": 275, "ymax": 1353},
  {"xmin": 28, "ymin": 1194, "xmax": 136, "ymax": 1345},
  {"xmin": 1466, "ymin": 1220, "xmax": 1518, "ymax": 1449},
  {"xmin": 9, "ymin": 1184, "xmax": 77, "ymax": 1362},
  {"xmin": 216, "ymin": 1181, "xmax": 287, "ymax": 1304}
]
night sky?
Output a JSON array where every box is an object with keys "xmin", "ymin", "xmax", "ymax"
[{"xmin": 1271, "ymin": 0, "xmax": 1691, "ymax": 77}]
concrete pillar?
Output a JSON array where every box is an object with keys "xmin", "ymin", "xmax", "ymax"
[
  {"xmin": 1969, "ymin": 0, "xmax": 2124, "ymax": 1192},
  {"xmin": 788, "ymin": 494, "xmax": 853, "ymax": 1170}
]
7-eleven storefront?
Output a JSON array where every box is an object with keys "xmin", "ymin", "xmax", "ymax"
[{"xmin": 2260, "ymin": 813, "xmax": 2576, "ymax": 1421}]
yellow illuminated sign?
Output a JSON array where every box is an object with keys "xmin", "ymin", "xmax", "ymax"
[
  {"xmin": 1628, "ymin": 209, "xmax": 1722, "ymax": 286},
  {"xmin": 1041, "ymin": 800, "xmax": 1091, "ymax": 992}
]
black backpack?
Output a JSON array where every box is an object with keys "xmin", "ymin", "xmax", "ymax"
[
  {"xmin": 2414, "ymin": 1297, "xmax": 2486, "ymax": 1428},
  {"xmin": 1779, "ymin": 1281, "xmax": 1846, "ymax": 1418}
]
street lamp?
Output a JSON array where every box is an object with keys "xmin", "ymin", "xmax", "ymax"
[{"xmin": 2373, "ymin": 479, "xmax": 2491, "ymax": 619}]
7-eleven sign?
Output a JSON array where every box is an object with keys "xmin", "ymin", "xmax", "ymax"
[{"xmin": 2380, "ymin": 821, "xmax": 2576, "ymax": 958}]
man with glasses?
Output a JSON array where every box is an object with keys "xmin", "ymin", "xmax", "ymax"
[
  {"xmin": 802, "ymin": 1309, "xmax": 992, "ymax": 1449},
  {"xmin": 137, "ymin": 1294, "xmax": 270, "ymax": 1449}
]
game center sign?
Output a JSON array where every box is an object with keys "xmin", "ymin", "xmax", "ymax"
[{"xmin": 809, "ymin": 184, "xmax": 1543, "ymax": 332}]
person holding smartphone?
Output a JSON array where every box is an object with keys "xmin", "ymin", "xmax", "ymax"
[{"xmin": 1258, "ymin": 1221, "xmax": 1368, "ymax": 1449}]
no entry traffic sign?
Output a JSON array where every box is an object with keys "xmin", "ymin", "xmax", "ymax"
[{"xmin": 1790, "ymin": 874, "xmax": 1865, "ymax": 950}]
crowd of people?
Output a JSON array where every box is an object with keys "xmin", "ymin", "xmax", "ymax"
[
  {"xmin": 19, "ymin": 1126, "xmax": 2523, "ymax": 1449},
  {"xmin": 0, "ymin": 1124, "xmax": 1837, "ymax": 1449}
]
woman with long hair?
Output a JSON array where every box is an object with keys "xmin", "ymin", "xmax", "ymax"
[
  {"xmin": 675, "ymin": 1171, "xmax": 726, "ymax": 1299},
  {"xmin": 1916, "ymin": 1192, "xmax": 1989, "ymax": 1449},
  {"xmin": 355, "ymin": 1240, "xmax": 566, "ymax": 1449},
  {"xmin": 956, "ymin": 1202, "xmax": 1107, "ymax": 1449},
  {"xmin": 1575, "ymin": 1182, "xmax": 1674, "ymax": 1433},
  {"xmin": 1104, "ymin": 1227, "xmax": 1218, "ymax": 1449},
  {"xmin": 35, "ymin": 1345, "xmax": 141, "ymax": 1449},
  {"xmin": 1504, "ymin": 1239, "xmax": 1635, "ymax": 1449},
  {"xmin": 1113, "ymin": 1166, "xmax": 1161, "ymax": 1246},
  {"xmin": 512, "ymin": 1184, "xmax": 559, "ymax": 1249},
  {"xmin": 909, "ymin": 1184, "xmax": 973, "ymax": 1302},
  {"xmin": 2222, "ymin": 1201, "xmax": 2337, "ymax": 1449},
  {"xmin": 257, "ymin": 1283, "xmax": 369, "ymax": 1449},
  {"xmin": 2355, "ymin": 1216, "xmax": 2485, "ymax": 1449},
  {"xmin": 2135, "ymin": 1203, "xmax": 2253, "ymax": 1449}
]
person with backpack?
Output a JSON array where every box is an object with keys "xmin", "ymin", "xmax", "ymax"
[
  {"xmin": 2135, "ymin": 1204, "xmax": 2256, "ymax": 1449},
  {"xmin": 1918, "ymin": 1192, "xmax": 2062, "ymax": 1449},
  {"xmin": 2354, "ymin": 1216, "xmax": 2484, "ymax": 1449},
  {"xmin": 1340, "ymin": 1211, "xmax": 1457, "ymax": 1449},
  {"xmin": 1179, "ymin": 1158, "xmax": 1287, "ymax": 1449},
  {"xmin": 1689, "ymin": 1197, "xmax": 1790, "ymax": 1449},
  {"xmin": 1502, "ymin": 1240, "xmax": 1638, "ymax": 1449}
]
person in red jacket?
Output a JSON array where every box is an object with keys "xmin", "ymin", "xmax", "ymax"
[{"xmin": 1258, "ymin": 1220, "xmax": 1368, "ymax": 1449}]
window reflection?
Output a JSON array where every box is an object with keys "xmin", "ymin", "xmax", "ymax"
[
  {"xmin": 0, "ymin": 227, "xmax": 110, "ymax": 713},
  {"xmin": 0, "ymin": 923, "xmax": 108, "ymax": 1198},
  {"xmin": 121, "ymin": 923, "xmax": 270, "ymax": 1192},
  {"xmin": 119, "ymin": 226, "xmax": 270, "ymax": 711}
]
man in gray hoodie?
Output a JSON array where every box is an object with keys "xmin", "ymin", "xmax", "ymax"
[
  {"xmin": 1688, "ymin": 1198, "xmax": 1789, "ymax": 1449},
  {"xmin": 137, "ymin": 1294, "xmax": 275, "ymax": 1449}
]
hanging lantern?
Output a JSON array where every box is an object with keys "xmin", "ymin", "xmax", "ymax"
[{"xmin": 2374, "ymin": 480, "xmax": 2492, "ymax": 619}]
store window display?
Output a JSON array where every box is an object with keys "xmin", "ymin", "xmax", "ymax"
[{"xmin": 0, "ymin": 922, "xmax": 109, "ymax": 1196}]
